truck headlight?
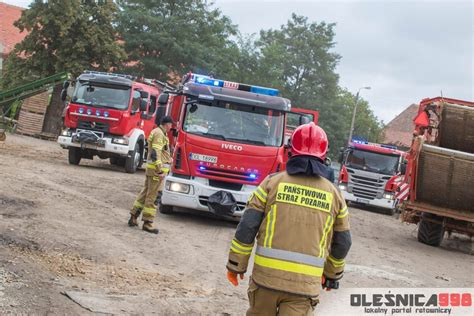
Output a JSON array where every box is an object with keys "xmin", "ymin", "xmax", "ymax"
[
  {"xmin": 339, "ymin": 183, "xmax": 348, "ymax": 191},
  {"xmin": 61, "ymin": 128, "xmax": 72, "ymax": 137},
  {"xmin": 112, "ymin": 137, "xmax": 129, "ymax": 145},
  {"xmin": 383, "ymin": 192, "xmax": 394, "ymax": 200},
  {"xmin": 166, "ymin": 181, "xmax": 190, "ymax": 194}
]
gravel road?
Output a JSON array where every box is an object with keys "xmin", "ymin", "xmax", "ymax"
[{"xmin": 0, "ymin": 134, "xmax": 472, "ymax": 315}]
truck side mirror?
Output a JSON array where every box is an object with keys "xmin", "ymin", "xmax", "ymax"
[
  {"xmin": 60, "ymin": 89, "xmax": 68, "ymax": 101},
  {"xmin": 400, "ymin": 161, "xmax": 407, "ymax": 174},
  {"xmin": 139, "ymin": 90, "xmax": 149, "ymax": 99},
  {"xmin": 299, "ymin": 115, "xmax": 310, "ymax": 125},
  {"xmin": 62, "ymin": 80, "xmax": 70, "ymax": 89},
  {"xmin": 158, "ymin": 93, "xmax": 169, "ymax": 105},
  {"xmin": 139, "ymin": 99, "xmax": 148, "ymax": 112},
  {"xmin": 284, "ymin": 135, "xmax": 291, "ymax": 149},
  {"xmin": 338, "ymin": 147, "xmax": 345, "ymax": 164}
]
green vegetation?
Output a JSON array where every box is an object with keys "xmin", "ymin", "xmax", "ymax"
[
  {"xmin": 1, "ymin": 1, "xmax": 383, "ymax": 157},
  {"xmin": 1, "ymin": 0, "xmax": 125, "ymax": 89}
]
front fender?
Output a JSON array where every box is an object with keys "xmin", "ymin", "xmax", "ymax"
[{"xmin": 126, "ymin": 128, "xmax": 145, "ymax": 151}]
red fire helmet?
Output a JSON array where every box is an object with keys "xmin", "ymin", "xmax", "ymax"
[{"xmin": 291, "ymin": 122, "xmax": 328, "ymax": 160}]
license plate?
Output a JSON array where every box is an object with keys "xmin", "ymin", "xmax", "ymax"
[
  {"xmin": 356, "ymin": 198, "xmax": 369, "ymax": 204},
  {"xmin": 190, "ymin": 153, "xmax": 218, "ymax": 163}
]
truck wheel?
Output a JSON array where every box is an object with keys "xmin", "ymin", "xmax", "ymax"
[
  {"xmin": 117, "ymin": 157, "xmax": 126, "ymax": 167},
  {"xmin": 157, "ymin": 198, "xmax": 173, "ymax": 214},
  {"xmin": 159, "ymin": 203, "xmax": 174, "ymax": 214},
  {"xmin": 68, "ymin": 147, "xmax": 82, "ymax": 165},
  {"xmin": 137, "ymin": 142, "xmax": 144, "ymax": 169},
  {"xmin": 417, "ymin": 213, "xmax": 444, "ymax": 247},
  {"xmin": 125, "ymin": 143, "xmax": 140, "ymax": 173}
]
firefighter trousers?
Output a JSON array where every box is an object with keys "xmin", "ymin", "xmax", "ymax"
[
  {"xmin": 246, "ymin": 279, "xmax": 317, "ymax": 316},
  {"xmin": 131, "ymin": 175, "xmax": 163, "ymax": 222}
]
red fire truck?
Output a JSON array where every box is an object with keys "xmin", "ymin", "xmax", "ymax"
[
  {"xmin": 338, "ymin": 140, "xmax": 407, "ymax": 213},
  {"xmin": 157, "ymin": 73, "xmax": 318, "ymax": 218},
  {"xmin": 58, "ymin": 71, "xmax": 169, "ymax": 173},
  {"xmin": 397, "ymin": 97, "xmax": 474, "ymax": 246}
]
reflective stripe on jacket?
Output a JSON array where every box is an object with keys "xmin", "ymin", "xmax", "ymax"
[
  {"xmin": 146, "ymin": 127, "xmax": 171, "ymax": 176},
  {"xmin": 226, "ymin": 171, "xmax": 351, "ymax": 297}
]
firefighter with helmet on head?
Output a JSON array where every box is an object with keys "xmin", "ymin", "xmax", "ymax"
[
  {"xmin": 128, "ymin": 116, "xmax": 174, "ymax": 234},
  {"xmin": 226, "ymin": 122, "xmax": 352, "ymax": 315}
]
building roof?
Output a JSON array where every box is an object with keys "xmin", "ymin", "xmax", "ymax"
[
  {"xmin": 0, "ymin": 2, "xmax": 27, "ymax": 56},
  {"xmin": 382, "ymin": 103, "xmax": 418, "ymax": 148}
]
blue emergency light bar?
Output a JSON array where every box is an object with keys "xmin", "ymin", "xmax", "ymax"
[
  {"xmin": 351, "ymin": 138, "xmax": 398, "ymax": 150},
  {"xmin": 191, "ymin": 74, "xmax": 279, "ymax": 97},
  {"xmin": 352, "ymin": 139, "xmax": 368, "ymax": 145}
]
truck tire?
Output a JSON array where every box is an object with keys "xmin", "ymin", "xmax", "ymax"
[
  {"xmin": 125, "ymin": 143, "xmax": 140, "ymax": 173},
  {"xmin": 417, "ymin": 213, "xmax": 444, "ymax": 247},
  {"xmin": 68, "ymin": 147, "xmax": 82, "ymax": 165},
  {"xmin": 117, "ymin": 157, "xmax": 126, "ymax": 167},
  {"xmin": 159, "ymin": 203, "xmax": 174, "ymax": 214}
]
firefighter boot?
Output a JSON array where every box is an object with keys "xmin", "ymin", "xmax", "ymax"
[
  {"xmin": 128, "ymin": 209, "xmax": 141, "ymax": 227},
  {"xmin": 142, "ymin": 221, "xmax": 159, "ymax": 234}
]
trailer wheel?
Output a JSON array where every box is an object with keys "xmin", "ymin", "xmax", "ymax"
[
  {"xmin": 68, "ymin": 147, "xmax": 82, "ymax": 165},
  {"xmin": 125, "ymin": 143, "xmax": 140, "ymax": 173},
  {"xmin": 417, "ymin": 213, "xmax": 444, "ymax": 247}
]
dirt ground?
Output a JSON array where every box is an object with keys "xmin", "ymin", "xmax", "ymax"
[{"xmin": 0, "ymin": 134, "xmax": 472, "ymax": 315}]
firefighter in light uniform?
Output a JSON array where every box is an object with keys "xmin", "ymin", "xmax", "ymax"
[
  {"xmin": 226, "ymin": 122, "xmax": 352, "ymax": 315},
  {"xmin": 128, "ymin": 116, "xmax": 173, "ymax": 234}
]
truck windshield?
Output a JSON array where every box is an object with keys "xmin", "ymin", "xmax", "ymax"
[
  {"xmin": 72, "ymin": 81, "xmax": 131, "ymax": 110},
  {"xmin": 183, "ymin": 101, "xmax": 284, "ymax": 147},
  {"xmin": 346, "ymin": 149, "xmax": 399, "ymax": 175}
]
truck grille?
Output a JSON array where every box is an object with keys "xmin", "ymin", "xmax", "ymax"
[
  {"xmin": 199, "ymin": 167, "xmax": 257, "ymax": 182},
  {"xmin": 78, "ymin": 120, "xmax": 109, "ymax": 133},
  {"xmin": 348, "ymin": 170, "xmax": 390, "ymax": 200},
  {"xmin": 209, "ymin": 179, "xmax": 243, "ymax": 191},
  {"xmin": 198, "ymin": 196, "xmax": 246, "ymax": 212}
]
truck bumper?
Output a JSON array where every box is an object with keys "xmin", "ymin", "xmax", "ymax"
[
  {"xmin": 341, "ymin": 190, "xmax": 396, "ymax": 210},
  {"xmin": 161, "ymin": 174, "xmax": 257, "ymax": 217},
  {"xmin": 58, "ymin": 135, "xmax": 129, "ymax": 156}
]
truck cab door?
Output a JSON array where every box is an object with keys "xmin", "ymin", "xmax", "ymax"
[
  {"xmin": 156, "ymin": 93, "xmax": 181, "ymax": 152},
  {"xmin": 141, "ymin": 94, "xmax": 157, "ymax": 132},
  {"xmin": 283, "ymin": 108, "xmax": 319, "ymax": 163}
]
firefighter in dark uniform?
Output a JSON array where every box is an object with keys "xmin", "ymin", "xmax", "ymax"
[
  {"xmin": 226, "ymin": 122, "xmax": 352, "ymax": 315},
  {"xmin": 128, "ymin": 116, "xmax": 173, "ymax": 234}
]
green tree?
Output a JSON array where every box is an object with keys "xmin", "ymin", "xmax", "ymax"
[
  {"xmin": 248, "ymin": 14, "xmax": 383, "ymax": 158},
  {"xmin": 323, "ymin": 89, "xmax": 384, "ymax": 158},
  {"xmin": 117, "ymin": 0, "xmax": 237, "ymax": 81},
  {"xmin": 221, "ymin": 33, "xmax": 260, "ymax": 84},
  {"xmin": 255, "ymin": 14, "xmax": 340, "ymax": 108},
  {"xmin": 2, "ymin": 0, "xmax": 126, "ymax": 88}
]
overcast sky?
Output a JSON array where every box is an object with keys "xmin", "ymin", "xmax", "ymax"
[{"xmin": 4, "ymin": 0, "xmax": 473, "ymax": 123}]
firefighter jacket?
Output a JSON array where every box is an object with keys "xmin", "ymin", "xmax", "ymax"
[
  {"xmin": 145, "ymin": 126, "xmax": 171, "ymax": 177},
  {"xmin": 227, "ymin": 158, "xmax": 351, "ymax": 297}
]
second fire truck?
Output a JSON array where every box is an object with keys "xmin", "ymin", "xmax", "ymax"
[
  {"xmin": 338, "ymin": 140, "xmax": 407, "ymax": 213},
  {"xmin": 58, "ymin": 71, "xmax": 168, "ymax": 173}
]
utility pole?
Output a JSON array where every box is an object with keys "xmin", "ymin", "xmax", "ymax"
[{"xmin": 348, "ymin": 86, "xmax": 371, "ymax": 144}]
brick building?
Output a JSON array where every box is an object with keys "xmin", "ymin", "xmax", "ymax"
[
  {"xmin": 0, "ymin": 2, "xmax": 27, "ymax": 75},
  {"xmin": 382, "ymin": 103, "xmax": 418, "ymax": 149}
]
